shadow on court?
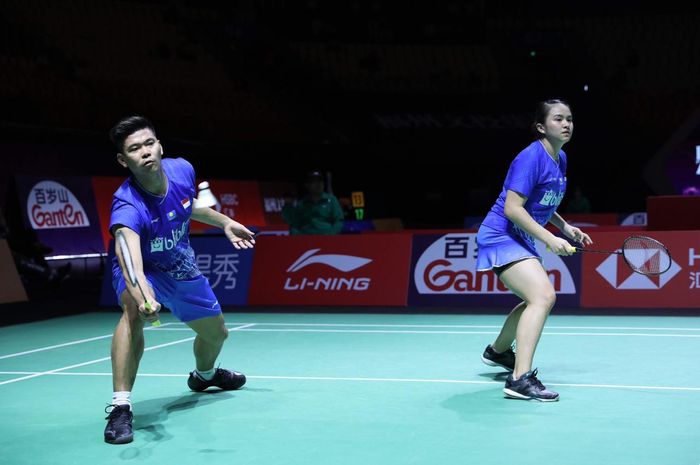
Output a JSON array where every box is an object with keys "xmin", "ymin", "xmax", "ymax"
[
  {"xmin": 477, "ymin": 371, "xmax": 509, "ymax": 382},
  {"xmin": 133, "ymin": 390, "xmax": 235, "ymax": 436},
  {"xmin": 110, "ymin": 391, "xmax": 237, "ymax": 459},
  {"xmin": 440, "ymin": 371, "xmax": 549, "ymax": 423},
  {"xmin": 109, "ymin": 390, "xmax": 236, "ymax": 460}
]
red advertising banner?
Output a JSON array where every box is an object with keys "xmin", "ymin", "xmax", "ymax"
[
  {"xmin": 581, "ymin": 231, "xmax": 700, "ymax": 308},
  {"xmin": 647, "ymin": 196, "xmax": 700, "ymax": 230},
  {"xmin": 409, "ymin": 233, "xmax": 581, "ymax": 307},
  {"xmin": 93, "ymin": 177, "xmax": 267, "ymax": 241},
  {"xmin": 259, "ymin": 181, "xmax": 298, "ymax": 227},
  {"xmin": 91, "ymin": 176, "xmax": 125, "ymax": 250},
  {"xmin": 191, "ymin": 179, "xmax": 266, "ymax": 232},
  {"xmin": 248, "ymin": 234, "xmax": 412, "ymax": 306}
]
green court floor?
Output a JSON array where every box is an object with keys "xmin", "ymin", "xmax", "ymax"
[{"xmin": 0, "ymin": 311, "xmax": 698, "ymax": 465}]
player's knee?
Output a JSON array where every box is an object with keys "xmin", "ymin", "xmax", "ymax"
[
  {"xmin": 207, "ymin": 323, "xmax": 228, "ymax": 345},
  {"xmin": 527, "ymin": 288, "xmax": 556, "ymax": 311},
  {"xmin": 541, "ymin": 288, "xmax": 557, "ymax": 310},
  {"xmin": 119, "ymin": 295, "xmax": 142, "ymax": 323},
  {"xmin": 121, "ymin": 305, "xmax": 142, "ymax": 326},
  {"xmin": 220, "ymin": 325, "xmax": 229, "ymax": 341}
]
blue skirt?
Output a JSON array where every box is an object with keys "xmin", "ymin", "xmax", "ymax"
[{"xmin": 476, "ymin": 224, "xmax": 541, "ymax": 271}]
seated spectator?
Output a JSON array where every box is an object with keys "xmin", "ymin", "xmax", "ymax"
[
  {"xmin": 565, "ymin": 185, "xmax": 592, "ymax": 214},
  {"xmin": 282, "ymin": 171, "xmax": 344, "ymax": 235},
  {"xmin": 0, "ymin": 205, "xmax": 71, "ymax": 290}
]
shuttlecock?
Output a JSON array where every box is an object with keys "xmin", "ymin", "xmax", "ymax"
[{"xmin": 194, "ymin": 181, "xmax": 219, "ymax": 209}]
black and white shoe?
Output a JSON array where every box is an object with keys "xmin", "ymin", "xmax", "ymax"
[
  {"xmin": 503, "ymin": 369, "xmax": 559, "ymax": 402},
  {"xmin": 104, "ymin": 404, "xmax": 133, "ymax": 444},
  {"xmin": 187, "ymin": 368, "xmax": 247, "ymax": 392},
  {"xmin": 481, "ymin": 344, "xmax": 515, "ymax": 372}
]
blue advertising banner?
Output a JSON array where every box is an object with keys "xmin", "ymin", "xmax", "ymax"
[
  {"xmin": 408, "ymin": 233, "xmax": 582, "ymax": 307},
  {"xmin": 100, "ymin": 235, "xmax": 254, "ymax": 307},
  {"xmin": 14, "ymin": 175, "xmax": 105, "ymax": 256},
  {"xmin": 190, "ymin": 235, "xmax": 254, "ymax": 306}
]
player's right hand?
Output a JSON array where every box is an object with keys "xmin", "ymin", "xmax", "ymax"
[
  {"xmin": 547, "ymin": 237, "xmax": 576, "ymax": 256},
  {"xmin": 138, "ymin": 300, "xmax": 161, "ymax": 323}
]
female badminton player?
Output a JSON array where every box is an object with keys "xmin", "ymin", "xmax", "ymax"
[
  {"xmin": 104, "ymin": 116, "xmax": 255, "ymax": 444},
  {"xmin": 477, "ymin": 99, "xmax": 592, "ymax": 401}
]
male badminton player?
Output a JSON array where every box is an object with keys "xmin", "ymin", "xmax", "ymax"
[
  {"xmin": 104, "ymin": 116, "xmax": 255, "ymax": 444},
  {"xmin": 476, "ymin": 99, "xmax": 592, "ymax": 401}
]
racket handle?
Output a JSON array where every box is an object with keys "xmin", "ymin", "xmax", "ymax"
[{"xmin": 144, "ymin": 301, "xmax": 161, "ymax": 327}]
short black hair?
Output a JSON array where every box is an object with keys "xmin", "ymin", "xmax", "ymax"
[
  {"xmin": 306, "ymin": 171, "xmax": 324, "ymax": 183},
  {"xmin": 109, "ymin": 116, "xmax": 156, "ymax": 152}
]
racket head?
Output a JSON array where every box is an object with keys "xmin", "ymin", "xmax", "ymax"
[{"xmin": 621, "ymin": 235, "xmax": 672, "ymax": 275}]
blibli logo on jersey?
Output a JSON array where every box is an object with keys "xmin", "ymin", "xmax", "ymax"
[
  {"xmin": 150, "ymin": 237, "xmax": 164, "ymax": 252},
  {"xmin": 539, "ymin": 190, "xmax": 565, "ymax": 207},
  {"xmin": 150, "ymin": 221, "xmax": 188, "ymax": 253}
]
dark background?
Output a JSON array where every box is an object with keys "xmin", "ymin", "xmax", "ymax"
[{"xmin": 2, "ymin": 1, "xmax": 699, "ymax": 228}]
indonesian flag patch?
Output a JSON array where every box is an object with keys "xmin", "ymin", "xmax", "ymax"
[{"xmin": 181, "ymin": 197, "xmax": 191, "ymax": 209}]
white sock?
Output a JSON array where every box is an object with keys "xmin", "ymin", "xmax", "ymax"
[
  {"xmin": 112, "ymin": 391, "xmax": 131, "ymax": 409},
  {"xmin": 196, "ymin": 368, "xmax": 215, "ymax": 381}
]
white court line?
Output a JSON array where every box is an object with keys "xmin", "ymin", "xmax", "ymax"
[
  {"xmin": 17, "ymin": 320, "xmax": 694, "ymax": 361},
  {"xmin": 148, "ymin": 327, "xmax": 700, "ymax": 338},
  {"xmin": 0, "ymin": 324, "xmax": 255, "ymax": 386},
  {"xmin": 170, "ymin": 322, "xmax": 700, "ymax": 332},
  {"xmin": 0, "ymin": 323, "xmax": 174, "ymax": 360},
  {"xmin": 0, "ymin": 371, "xmax": 698, "ymax": 392}
]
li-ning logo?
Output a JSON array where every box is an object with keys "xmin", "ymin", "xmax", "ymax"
[
  {"xmin": 539, "ymin": 190, "xmax": 565, "ymax": 207},
  {"xmin": 287, "ymin": 249, "xmax": 372, "ymax": 272},
  {"xmin": 150, "ymin": 222, "xmax": 188, "ymax": 253},
  {"xmin": 284, "ymin": 249, "xmax": 373, "ymax": 291}
]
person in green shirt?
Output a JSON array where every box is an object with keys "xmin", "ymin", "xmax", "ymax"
[
  {"xmin": 565, "ymin": 185, "xmax": 592, "ymax": 214},
  {"xmin": 282, "ymin": 171, "xmax": 344, "ymax": 235}
]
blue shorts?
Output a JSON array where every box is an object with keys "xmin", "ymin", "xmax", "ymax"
[
  {"xmin": 113, "ymin": 267, "xmax": 222, "ymax": 322},
  {"xmin": 476, "ymin": 224, "xmax": 541, "ymax": 272}
]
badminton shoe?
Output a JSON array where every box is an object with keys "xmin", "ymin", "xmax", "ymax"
[
  {"xmin": 104, "ymin": 404, "xmax": 133, "ymax": 444},
  {"xmin": 481, "ymin": 344, "xmax": 516, "ymax": 371},
  {"xmin": 187, "ymin": 368, "xmax": 247, "ymax": 392},
  {"xmin": 503, "ymin": 369, "xmax": 559, "ymax": 402}
]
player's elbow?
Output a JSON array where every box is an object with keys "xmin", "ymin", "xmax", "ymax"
[{"xmin": 503, "ymin": 202, "xmax": 519, "ymax": 220}]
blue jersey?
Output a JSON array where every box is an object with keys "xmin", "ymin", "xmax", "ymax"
[
  {"xmin": 480, "ymin": 140, "xmax": 567, "ymax": 249},
  {"xmin": 109, "ymin": 157, "xmax": 200, "ymax": 280}
]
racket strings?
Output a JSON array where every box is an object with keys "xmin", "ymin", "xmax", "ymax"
[{"xmin": 622, "ymin": 236, "xmax": 671, "ymax": 275}]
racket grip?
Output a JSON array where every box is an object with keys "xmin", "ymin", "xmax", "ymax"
[{"xmin": 144, "ymin": 301, "xmax": 161, "ymax": 327}]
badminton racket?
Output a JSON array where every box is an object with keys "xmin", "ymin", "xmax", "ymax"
[
  {"xmin": 115, "ymin": 229, "xmax": 161, "ymax": 326},
  {"xmin": 552, "ymin": 235, "xmax": 671, "ymax": 276}
]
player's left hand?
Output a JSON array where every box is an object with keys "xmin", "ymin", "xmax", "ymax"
[
  {"xmin": 223, "ymin": 221, "xmax": 256, "ymax": 250},
  {"xmin": 563, "ymin": 224, "xmax": 593, "ymax": 247}
]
